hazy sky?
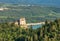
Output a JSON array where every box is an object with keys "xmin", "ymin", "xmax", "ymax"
[{"xmin": 0, "ymin": 0, "xmax": 60, "ymax": 6}]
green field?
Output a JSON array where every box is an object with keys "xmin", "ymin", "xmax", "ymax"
[{"xmin": 0, "ymin": 4, "xmax": 60, "ymax": 23}]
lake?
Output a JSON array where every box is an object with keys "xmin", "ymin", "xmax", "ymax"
[{"xmin": 28, "ymin": 24, "xmax": 43, "ymax": 29}]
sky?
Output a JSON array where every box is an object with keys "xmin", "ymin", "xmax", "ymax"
[{"xmin": 0, "ymin": 0, "xmax": 60, "ymax": 6}]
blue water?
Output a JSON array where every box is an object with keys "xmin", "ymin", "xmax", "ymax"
[{"xmin": 28, "ymin": 24, "xmax": 43, "ymax": 29}]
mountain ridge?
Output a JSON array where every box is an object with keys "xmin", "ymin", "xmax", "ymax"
[{"xmin": 0, "ymin": 0, "xmax": 60, "ymax": 7}]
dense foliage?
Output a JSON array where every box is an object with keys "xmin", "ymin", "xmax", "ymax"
[{"xmin": 0, "ymin": 19, "xmax": 60, "ymax": 41}]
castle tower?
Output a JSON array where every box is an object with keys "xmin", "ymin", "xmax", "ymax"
[{"xmin": 20, "ymin": 18, "xmax": 27, "ymax": 28}]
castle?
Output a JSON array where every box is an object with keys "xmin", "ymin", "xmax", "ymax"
[
  {"xmin": 14, "ymin": 17, "xmax": 45, "ymax": 29},
  {"xmin": 14, "ymin": 18, "xmax": 27, "ymax": 29}
]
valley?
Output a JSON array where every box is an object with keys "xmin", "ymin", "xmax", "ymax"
[{"xmin": 0, "ymin": 4, "xmax": 60, "ymax": 23}]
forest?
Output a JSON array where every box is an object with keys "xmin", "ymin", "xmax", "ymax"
[{"xmin": 0, "ymin": 19, "xmax": 60, "ymax": 41}]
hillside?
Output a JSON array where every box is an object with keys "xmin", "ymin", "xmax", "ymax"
[
  {"xmin": 0, "ymin": 4, "xmax": 60, "ymax": 23},
  {"xmin": 0, "ymin": 18, "xmax": 60, "ymax": 41}
]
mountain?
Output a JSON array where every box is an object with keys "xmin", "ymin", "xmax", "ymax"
[{"xmin": 0, "ymin": 0, "xmax": 60, "ymax": 7}]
